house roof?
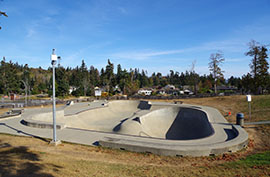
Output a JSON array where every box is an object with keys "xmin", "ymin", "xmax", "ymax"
[{"xmin": 216, "ymin": 86, "xmax": 237, "ymax": 90}]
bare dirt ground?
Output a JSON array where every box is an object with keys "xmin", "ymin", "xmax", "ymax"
[
  {"xmin": 0, "ymin": 95, "xmax": 270, "ymax": 176},
  {"xmin": 0, "ymin": 108, "xmax": 10, "ymax": 115}
]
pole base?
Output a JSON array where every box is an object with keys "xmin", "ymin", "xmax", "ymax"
[{"xmin": 49, "ymin": 140, "xmax": 61, "ymax": 146}]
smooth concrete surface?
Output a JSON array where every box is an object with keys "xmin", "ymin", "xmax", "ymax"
[{"xmin": 0, "ymin": 100, "xmax": 249, "ymax": 156}]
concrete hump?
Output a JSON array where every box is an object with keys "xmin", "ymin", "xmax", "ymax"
[
  {"xmin": 137, "ymin": 101, "xmax": 151, "ymax": 110},
  {"xmin": 165, "ymin": 108, "xmax": 214, "ymax": 140}
]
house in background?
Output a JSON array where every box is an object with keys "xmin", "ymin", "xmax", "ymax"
[
  {"xmin": 163, "ymin": 84, "xmax": 180, "ymax": 95},
  {"xmin": 215, "ymin": 86, "xmax": 238, "ymax": 93},
  {"xmin": 184, "ymin": 89, "xmax": 194, "ymax": 95},
  {"xmin": 69, "ymin": 86, "xmax": 77, "ymax": 95},
  {"xmin": 157, "ymin": 89, "xmax": 166, "ymax": 95},
  {"xmin": 113, "ymin": 85, "xmax": 123, "ymax": 95},
  {"xmin": 164, "ymin": 84, "xmax": 176, "ymax": 90},
  {"xmin": 138, "ymin": 88, "xmax": 152, "ymax": 96},
  {"xmin": 10, "ymin": 93, "xmax": 20, "ymax": 100}
]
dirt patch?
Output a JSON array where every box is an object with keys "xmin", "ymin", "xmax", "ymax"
[{"xmin": 0, "ymin": 108, "xmax": 10, "ymax": 115}]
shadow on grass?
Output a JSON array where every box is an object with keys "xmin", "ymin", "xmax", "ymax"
[{"xmin": 0, "ymin": 140, "xmax": 62, "ymax": 177}]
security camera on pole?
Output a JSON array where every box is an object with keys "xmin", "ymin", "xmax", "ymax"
[{"xmin": 50, "ymin": 49, "xmax": 61, "ymax": 145}]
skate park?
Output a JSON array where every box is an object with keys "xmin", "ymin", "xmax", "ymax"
[{"xmin": 0, "ymin": 100, "xmax": 248, "ymax": 156}]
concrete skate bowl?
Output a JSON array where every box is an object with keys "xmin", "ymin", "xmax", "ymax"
[
  {"xmin": 21, "ymin": 100, "xmax": 249, "ymax": 156},
  {"xmin": 112, "ymin": 106, "xmax": 215, "ymax": 140},
  {"xmin": 62, "ymin": 100, "xmax": 214, "ymax": 141}
]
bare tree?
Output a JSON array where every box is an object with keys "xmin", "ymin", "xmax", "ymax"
[
  {"xmin": 246, "ymin": 40, "xmax": 260, "ymax": 78},
  {"xmin": 208, "ymin": 51, "xmax": 225, "ymax": 94},
  {"xmin": 189, "ymin": 60, "xmax": 199, "ymax": 94},
  {"xmin": 0, "ymin": 11, "xmax": 7, "ymax": 17},
  {"xmin": 0, "ymin": 0, "xmax": 8, "ymax": 30}
]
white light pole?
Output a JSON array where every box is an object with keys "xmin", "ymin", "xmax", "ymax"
[
  {"xmin": 246, "ymin": 95, "xmax": 252, "ymax": 121},
  {"xmin": 50, "ymin": 49, "xmax": 61, "ymax": 145}
]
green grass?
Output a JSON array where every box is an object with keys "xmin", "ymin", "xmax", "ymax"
[
  {"xmin": 227, "ymin": 151, "xmax": 270, "ymax": 167},
  {"xmin": 238, "ymin": 95, "xmax": 270, "ymax": 122},
  {"xmin": 251, "ymin": 95, "xmax": 270, "ymax": 109}
]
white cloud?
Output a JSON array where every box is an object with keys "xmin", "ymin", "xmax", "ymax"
[
  {"xmin": 111, "ymin": 49, "xmax": 186, "ymax": 60},
  {"xmin": 198, "ymin": 40, "xmax": 247, "ymax": 53},
  {"xmin": 26, "ymin": 28, "xmax": 36, "ymax": 38},
  {"xmin": 118, "ymin": 7, "xmax": 128, "ymax": 14},
  {"xmin": 110, "ymin": 39, "xmax": 248, "ymax": 61},
  {"xmin": 225, "ymin": 57, "xmax": 248, "ymax": 62}
]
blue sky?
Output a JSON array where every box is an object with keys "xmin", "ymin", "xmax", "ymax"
[{"xmin": 0, "ymin": 0, "xmax": 270, "ymax": 78}]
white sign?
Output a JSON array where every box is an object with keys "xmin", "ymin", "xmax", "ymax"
[
  {"xmin": 246, "ymin": 95, "xmax": 252, "ymax": 102},
  {"xmin": 95, "ymin": 90, "xmax": 101, "ymax": 97},
  {"xmin": 51, "ymin": 54, "xmax": 57, "ymax": 61}
]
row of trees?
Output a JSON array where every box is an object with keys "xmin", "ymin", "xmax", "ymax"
[
  {"xmin": 0, "ymin": 58, "xmax": 225, "ymax": 97},
  {"xmin": 0, "ymin": 40, "xmax": 269, "ymax": 97}
]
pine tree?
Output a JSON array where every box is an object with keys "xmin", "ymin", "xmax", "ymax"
[{"xmin": 246, "ymin": 40, "xmax": 269, "ymax": 94}]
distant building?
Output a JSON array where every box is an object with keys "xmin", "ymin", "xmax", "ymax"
[
  {"xmin": 138, "ymin": 89, "xmax": 152, "ymax": 96},
  {"xmin": 113, "ymin": 85, "xmax": 122, "ymax": 95},
  {"xmin": 184, "ymin": 89, "xmax": 194, "ymax": 95},
  {"xmin": 179, "ymin": 90, "xmax": 184, "ymax": 95},
  {"xmin": 10, "ymin": 93, "xmax": 20, "ymax": 100},
  {"xmin": 157, "ymin": 89, "xmax": 166, "ymax": 95},
  {"xmin": 215, "ymin": 86, "xmax": 238, "ymax": 92},
  {"xmin": 69, "ymin": 86, "xmax": 77, "ymax": 94},
  {"xmin": 162, "ymin": 85, "xmax": 180, "ymax": 95},
  {"xmin": 164, "ymin": 84, "xmax": 176, "ymax": 90}
]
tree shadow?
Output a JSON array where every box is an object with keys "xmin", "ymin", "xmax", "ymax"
[{"xmin": 0, "ymin": 140, "xmax": 61, "ymax": 177}]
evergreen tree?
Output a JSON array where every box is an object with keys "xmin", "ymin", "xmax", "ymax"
[
  {"xmin": 80, "ymin": 60, "xmax": 89, "ymax": 96},
  {"xmin": 246, "ymin": 40, "xmax": 269, "ymax": 94},
  {"xmin": 257, "ymin": 46, "xmax": 269, "ymax": 92},
  {"xmin": 105, "ymin": 59, "xmax": 114, "ymax": 93},
  {"xmin": 55, "ymin": 66, "xmax": 69, "ymax": 97}
]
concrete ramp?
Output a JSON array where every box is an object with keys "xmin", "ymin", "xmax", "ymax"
[{"xmin": 165, "ymin": 108, "xmax": 214, "ymax": 140}]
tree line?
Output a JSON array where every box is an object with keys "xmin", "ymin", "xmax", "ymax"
[{"xmin": 0, "ymin": 40, "xmax": 269, "ymax": 97}]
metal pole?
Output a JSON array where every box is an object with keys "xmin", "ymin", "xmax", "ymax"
[
  {"xmin": 249, "ymin": 102, "xmax": 251, "ymax": 120},
  {"xmin": 50, "ymin": 49, "xmax": 61, "ymax": 145},
  {"xmin": 25, "ymin": 85, "xmax": 27, "ymax": 106},
  {"xmin": 52, "ymin": 60, "xmax": 57, "ymax": 143}
]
